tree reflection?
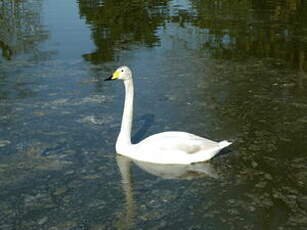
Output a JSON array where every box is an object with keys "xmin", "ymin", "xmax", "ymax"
[
  {"xmin": 78, "ymin": 0, "xmax": 171, "ymax": 63},
  {"xmin": 78, "ymin": 0, "xmax": 307, "ymax": 78},
  {"xmin": 0, "ymin": 0, "xmax": 50, "ymax": 102},
  {"xmin": 188, "ymin": 0, "xmax": 307, "ymax": 72},
  {"xmin": 0, "ymin": 0, "xmax": 49, "ymax": 60}
]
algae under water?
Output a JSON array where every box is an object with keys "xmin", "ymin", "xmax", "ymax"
[{"xmin": 0, "ymin": 0, "xmax": 307, "ymax": 229}]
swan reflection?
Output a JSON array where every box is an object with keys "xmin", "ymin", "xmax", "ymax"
[{"xmin": 115, "ymin": 154, "xmax": 218, "ymax": 227}]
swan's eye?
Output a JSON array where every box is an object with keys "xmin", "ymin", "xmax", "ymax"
[{"xmin": 121, "ymin": 69, "xmax": 124, "ymax": 72}]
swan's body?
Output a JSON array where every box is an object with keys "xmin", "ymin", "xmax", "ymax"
[
  {"xmin": 106, "ymin": 66, "xmax": 231, "ymax": 165},
  {"xmin": 120, "ymin": 131, "xmax": 231, "ymax": 164}
]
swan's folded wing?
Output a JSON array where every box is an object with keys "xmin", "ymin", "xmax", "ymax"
[{"xmin": 139, "ymin": 131, "xmax": 219, "ymax": 154}]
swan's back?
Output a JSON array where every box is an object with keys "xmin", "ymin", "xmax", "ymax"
[{"xmin": 139, "ymin": 131, "xmax": 218, "ymax": 153}]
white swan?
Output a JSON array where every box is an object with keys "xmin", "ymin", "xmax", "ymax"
[{"xmin": 105, "ymin": 66, "xmax": 231, "ymax": 165}]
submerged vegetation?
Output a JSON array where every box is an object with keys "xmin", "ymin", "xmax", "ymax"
[{"xmin": 0, "ymin": 0, "xmax": 306, "ymax": 229}]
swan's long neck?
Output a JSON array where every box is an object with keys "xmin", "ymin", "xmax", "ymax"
[{"xmin": 116, "ymin": 79, "xmax": 134, "ymax": 152}]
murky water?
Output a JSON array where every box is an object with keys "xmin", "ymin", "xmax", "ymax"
[{"xmin": 0, "ymin": 0, "xmax": 307, "ymax": 229}]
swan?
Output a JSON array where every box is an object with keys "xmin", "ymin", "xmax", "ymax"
[{"xmin": 105, "ymin": 66, "xmax": 231, "ymax": 164}]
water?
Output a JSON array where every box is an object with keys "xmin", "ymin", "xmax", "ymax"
[{"xmin": 0, "ymin": 0, "xmax": 306, "ymax": 229}]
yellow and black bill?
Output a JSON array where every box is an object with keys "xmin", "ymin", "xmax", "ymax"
[{"xmin": 104, "ymin": 71, "xmax": 120, "ymax": 81}]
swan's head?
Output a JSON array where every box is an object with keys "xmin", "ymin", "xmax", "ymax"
[{"xmin": 105, "ymin": 66, "xmax": 132, "ymax": 81}]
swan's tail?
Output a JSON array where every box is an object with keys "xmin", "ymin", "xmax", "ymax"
[
  {"xmin": 218, "ymin": 140, "xmax": 232, "ymax": 148},
  {"xmin": 189, "ymin": 140, "xmax": 232, "ymax": 164}
]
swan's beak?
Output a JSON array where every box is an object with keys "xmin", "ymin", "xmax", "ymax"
[{"xmin": 104, "ymin": 71, "xmax": 120, "ymax": 81}]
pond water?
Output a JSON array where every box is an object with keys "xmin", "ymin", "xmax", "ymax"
[{"xmin": 0, "ymin": 0, "xmax": 307, "ymax": 229}]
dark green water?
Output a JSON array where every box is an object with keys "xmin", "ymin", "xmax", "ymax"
[{"xmin": 0, "ymin": 0, "xmax": 307, "ymax": 229}]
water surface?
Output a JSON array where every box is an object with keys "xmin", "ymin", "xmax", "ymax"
[{"xmin": 0, "ymin": 0, "xmax": 307, "ymax": 229}]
